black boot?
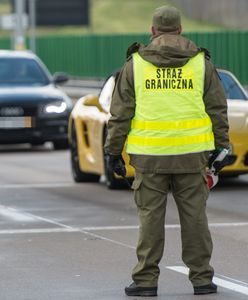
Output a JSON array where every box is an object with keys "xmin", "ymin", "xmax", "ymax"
[
  {"xmin": 194, "ymin": 282, "xmax": 217, "ymax": 295},
  {"xmin": 125, "ymin": 282, "xmax": 157, "ymax": 297}
]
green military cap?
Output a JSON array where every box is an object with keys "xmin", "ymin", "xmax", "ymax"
[{"xmin": 152, "ymin": 5, "xmax": 181, "ymax": 32}]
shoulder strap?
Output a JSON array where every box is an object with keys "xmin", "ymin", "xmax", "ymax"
[
  {"xmin": 126, "ymin": 42, "xmax": 141, "ymax": 60},
  {"xmin": 198, "ymin": 47, "xmax": 211, "ymax": 60}
]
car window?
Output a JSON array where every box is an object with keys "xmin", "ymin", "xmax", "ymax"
[
  {"xmin": 0, "ymin": 58, "xmax": 50, "ymax": 87},
  {"xmin": 98, "ymin": 75, "xmax": 116, "ymax": 112},
  {"xmin": 218, "ymin": 71, "xmax": 247, "ymax": 100}
]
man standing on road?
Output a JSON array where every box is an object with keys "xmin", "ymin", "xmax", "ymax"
[{"xmin": 104, "ymin": 5, "xmax": 229, "ymax": 297}]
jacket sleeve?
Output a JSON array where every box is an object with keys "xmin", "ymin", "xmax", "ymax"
[
  {"xmin": 203, "ymin": 60, "xmax": 230, "ymax": 149},
  {"xmin": 104, "ymin": 59, "xmax": 135, "ymax": 155}
]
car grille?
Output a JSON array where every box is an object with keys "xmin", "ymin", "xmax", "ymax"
[
  {"xmin": 0, "ymin": 105, "xmax": 37, "ymax": 117},
  {"xmin": 0, "ymin": 105, "xmax": 37, "ymax": 129}
]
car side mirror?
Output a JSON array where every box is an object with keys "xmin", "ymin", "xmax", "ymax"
[
  {"xmin": 53, "ymin": 72, "xmax": 69, "ymax": 85},
  {"xmin": 83, "ymin": 95, "xmax": 104, "ymax": 112}
]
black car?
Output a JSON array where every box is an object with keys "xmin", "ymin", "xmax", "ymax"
[{"xmin": 0, "ymin": 50, "xmax": 72, "ymax": 149}]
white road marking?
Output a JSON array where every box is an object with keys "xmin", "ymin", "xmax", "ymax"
[
  {"xmin": 167, "ymin": 266, "xmax": 248, "ymax": 296},
  {"xmin": 1, "ymin": 206, "xmax": 248, "ymax": 296},
  {"xmin": 216, "ymin": 274, "xmax": 248, "ymax": 287},
  {"xmin": 1, "ymin": 222, "xmax": 248, "ymax": 231},
  {"xmin": 0, "ymin": 228, "xmax": 79, "ymax": 234},
  {"xmin": 0, "ymin": 204, "xmax": 73, "ymax": 228},
  {"xmin": 1, "ymin": 202, "xmax": 248, "ymax": 231},
  {"xmin": 82, "ymin": 225, "xmax": 139, "ymax": 231},
  {"xmin": 1, "ymin": 223, "xmax": 248, "ymax": 235},
  {"xmin": 81, "ymin": 229, "xmax": 136, "ymax": 250},
  {"xmin": 209, "ymin": 222, "xmax": 248, "ymax": 228},
  {"xmin": 0, "ymin": 182, "xmax": 76, "ymax": 189},
  {"xmin": 0, "ymin": 226, "xmax": 136, "ymax": 249},
  {"xmin": 0, "ymin": 205, "xmax": 36, "ymax": 222},
  {"xmin": 0, "ymin": 205, "xmax": 136, "ymax": 248},
  {"xmin": 80, "ymin": 222, "xmax": 248, "ymax": 231},
  {"xmin": 19, "ymin": 210, "xmax": 73, "ymax": 229}
]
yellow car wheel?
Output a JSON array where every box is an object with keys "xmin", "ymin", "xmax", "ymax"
[{"xmin": 70, "ymin": 124, "xmax": 100, "ymax": 183}]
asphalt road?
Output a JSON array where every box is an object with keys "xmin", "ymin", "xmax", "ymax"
[{"xmin": 0, "ymin": 144, "xmax": 248, "ymax": 300}]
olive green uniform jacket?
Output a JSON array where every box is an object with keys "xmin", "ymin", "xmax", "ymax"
[{"xmin": 104, "ymin": 34, "xmax": 229, "ymax": 173}]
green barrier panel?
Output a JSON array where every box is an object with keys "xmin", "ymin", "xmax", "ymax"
[
  {"xmin": 186, "ymin": 31, "xmax": 248, "ymax": 84},
  {"xmin": 1, "ymin": 32, "xmax": 248, "ymax": 84},
  {"xmin": 0, "ymin": 38, "xmax": 11, "ymax": 50},
  {"xmin": 35, "ymin": 34, "xmax": 150, "ymax": 78}
]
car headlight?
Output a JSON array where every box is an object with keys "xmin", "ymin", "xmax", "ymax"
[{"xmin": 44, "ymin": 101, "xmax": 67, "ymax": 114}]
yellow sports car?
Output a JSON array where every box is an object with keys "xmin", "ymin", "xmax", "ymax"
[{"xmin": 68, "ymin": 69, "xmax": 248, "ymax": 188}]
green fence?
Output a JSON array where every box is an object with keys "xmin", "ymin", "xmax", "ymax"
[
  {"xmin": 186, "ymin": 32, "xmax": 248, "ymax": 85},
  {"xmin": 35, "ymin": 34, "xmax": 150, "ymax": 78},
  {"xmin": 1, "ymin": 32, "xmax": 248, "ymax": 84},
  {"xmin": 0, "ymin": 38, "xmax": 11, "ymax": 50}
]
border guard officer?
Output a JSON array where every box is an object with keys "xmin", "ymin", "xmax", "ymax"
[{"xmin": 105, "ymin": 5, "xmax": 229, "ymax": 297}]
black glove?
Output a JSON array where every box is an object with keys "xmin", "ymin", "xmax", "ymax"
[{"xmin": 106, "ymin": 154, "xmax": 126, "ymax": 177}]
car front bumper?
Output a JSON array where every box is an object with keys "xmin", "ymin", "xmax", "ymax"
[{"xmin": 0, "ymin": 116, "xmax": 68, "ymax": 144}]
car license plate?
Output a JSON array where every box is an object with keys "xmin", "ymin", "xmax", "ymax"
[{"xmin": 0, "ymin": 117, "xmax": 32, "ymax": 128}]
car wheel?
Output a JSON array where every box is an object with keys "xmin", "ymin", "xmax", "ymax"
[
  {"xmin": 70, "ymin": 123, "xmax": 100, "ymax": 183},
  {"xmin": 53, "ymin": 140, "xmax": 68, "ymax": 150}
]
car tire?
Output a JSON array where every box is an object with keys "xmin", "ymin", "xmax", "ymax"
[
  {"xmin": 70, "ymin": 123, "xmax": 100, "ymax": 183},
  {"xmin": 53, "ymin": 140, "xmax": 68, "ymax": 150}
]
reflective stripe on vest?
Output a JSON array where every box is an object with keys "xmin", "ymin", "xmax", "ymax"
[{"xmin": 126, "ymin": 52, "xmax": 215, "ymax": 155}]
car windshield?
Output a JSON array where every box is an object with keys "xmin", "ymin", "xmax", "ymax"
[
  {"xmin": 218, "ymin": 71, "xmax": 247, "ymax": 100},
  {"xmin": 0, "ymin": 57, "xmax": 50, "ymax": 87}
]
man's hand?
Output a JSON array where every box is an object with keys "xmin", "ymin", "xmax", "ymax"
[{"xmin": 106, "ymin": 154, "xmax": 126, "ymax": 177}]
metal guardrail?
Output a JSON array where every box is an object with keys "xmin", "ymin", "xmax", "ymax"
[
  {"xmin": 65, "ymin": 78, "xmax": 105, "ymax": 88},
  {"xmin": 59, "ymin": 79, "xmax": 248, "ymax": 104},
  {"xmin": 58, "ymin": 78, "xmax": 105, "ymax": 102}
]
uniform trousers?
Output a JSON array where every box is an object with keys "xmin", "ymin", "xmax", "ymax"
[{"xmin": 131, "ymin": 171, "xmax": 214, "ymax": 287}]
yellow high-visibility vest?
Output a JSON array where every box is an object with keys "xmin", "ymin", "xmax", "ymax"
[{"xmin": 126, "ymin": 52, "xmax": 215, "ymax": 155}]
